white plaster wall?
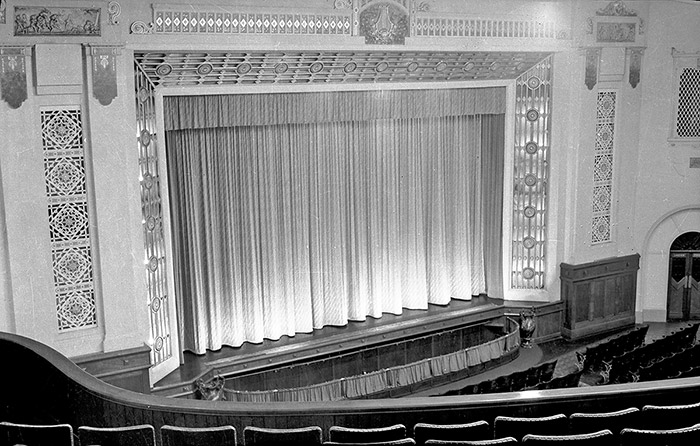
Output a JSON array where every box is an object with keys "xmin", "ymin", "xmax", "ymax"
[
  {"xmin": 2, "ymin": 0, "xmax": 696, "ymax": 362},
  {"xmin": 635, "ymin": 2, "xmax": 700, "ymax": 320}
]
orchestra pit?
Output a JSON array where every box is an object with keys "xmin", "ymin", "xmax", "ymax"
[{"xmin": 2, "ymin": 1, "xmax": 700, "ymax": 445}]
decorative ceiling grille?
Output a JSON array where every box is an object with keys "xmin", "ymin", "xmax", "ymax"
[{"xmin": 134, "ymin": 50, "xmax": 551, "ymax": 87}]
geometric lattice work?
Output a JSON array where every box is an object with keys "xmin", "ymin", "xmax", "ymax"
[
  {"xmin": 41, "ymin": 107, "xmax": 97, "ymax": 331},
  {"xmin": 678, "ymin": 68, "xmax": 700, "ymax": 138},
  {"xmin": 592, "ymin": 91, "xmax": 616, "ymax": 245}
]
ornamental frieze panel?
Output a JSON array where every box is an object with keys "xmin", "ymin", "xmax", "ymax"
[
  {"xmin": 581, "ymin": 1, "xmax": 646, "ymax": 89},
  {"xmin": 137, "ymin": 2, "xmax": 569, "ymax": 43}
]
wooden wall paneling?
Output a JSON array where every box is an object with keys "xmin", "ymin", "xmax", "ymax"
[
  {"xmin": 434, "ymin": 329, "xmax": 461, "ymax": 356},
  {"xmin": 335, "ymin": 351, "xmax": 362, "ymax": 378},
  {"xmin": 377, "ymin": 343, "xmax": 405, "ymax": 369},
  {"xmin": 359, "ymin": 347, "xmax": 379, "ymax": 374},
  {"xmin": 561, "ymin": 254, "xmax": 639, "ymax": 340},
  {"xmin": 406, "ymin": 336, "xmax": 432, "ymax": 363}
]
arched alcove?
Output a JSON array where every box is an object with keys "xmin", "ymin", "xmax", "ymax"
[
  {"xmin": 639, "ymin": 208, "xmax": 700, "ymax": 322},
  {"xmin": 668, "ymin": 231, "xmax": 700, "ymax": 320}
]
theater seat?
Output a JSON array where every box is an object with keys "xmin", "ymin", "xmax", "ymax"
[
  {"xmin": 328, "ymin": 424, "xmax": 406, "ymax": 443},
  {"xmin": 243, "ymin": 426, "xmax": 322, "ymax": 446},
  {"xmin": 493, "ymin": 414, "xmax": 567, "ymax": 441},
  {"xmin": 424, "ymin": 438, "xmax": 517, "ymax": 445},
  {"xmin": 522, "ymin": 430, "xmax": 614, "ymax": 446},
  {"xmin": 620, "ymin": 423, "xmax": 700, "ymax": 446},
  {"xmin": 569, "ymin": 407, "xmax": 641, "ymax": 437},
  {"xmin": 160, "ymin": 425, "xmax": 237, "ymax": 446},
  {"xmin": 640, "ymin": 401, "xmax": 700, "ymax": 430},
  {"xmin": 0, "ymin": 421, "xmax": 74, "ymax": 446},
  {"xmin": 323, "ymin": 440, "xmax": 415, "ymax": 446},
  {"xmin": 78, "ymin": 425, "xmax": 156, "ymax": 446},
  {"xmin": 413, "ymin": 421, "xmax": 490, "ymax": 446}
]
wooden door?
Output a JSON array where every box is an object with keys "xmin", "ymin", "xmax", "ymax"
[
  {"xmin": 668, "ymin": 253, "xmax": 688, "ymax": 320},
  {"xmin": 689, "ymin": 253, "xmax": 700, "ymax": 319}
]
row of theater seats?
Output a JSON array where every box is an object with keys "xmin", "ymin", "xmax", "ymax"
[
  {"xmin": 439, "ymin": 360, "xmax": 559, "ymax": 396},
  {"xmin": 576, "ymin": 325, "xmax": 649, "ymax": 373},
  {"xmin": 5, "ymin": 401, "xmax": 700, "ymax": 446},
  {"xmin": 603, "ymin": 323, "xmax": 700, "ymax": 384}
]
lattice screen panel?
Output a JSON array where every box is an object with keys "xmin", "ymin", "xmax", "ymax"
[
  {"xmin": 511, "ymin": 56, "xmax": 552, "ymax": 289},
  {"xmin": 677, "ymin": 68, "xmax": 700, "ymax": 138},
  {"xmin": 136, "ymin": 66, "xmax": 173, "ymax": 367},
  {"xmin": 592, "ymin": 91, "xmax": 617, "ymax": 244},
  {"xmin": 41, "ymin": 108, "xmax": 97, "ymax": 331}
]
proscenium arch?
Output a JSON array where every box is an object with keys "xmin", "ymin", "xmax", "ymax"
[{"xmin": 134, "ymin": 50, "xmax": 554, "ymax": 382}]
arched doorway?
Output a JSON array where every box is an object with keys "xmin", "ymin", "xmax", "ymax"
[{"xmin": 668, "ymin": 232, "xmax": 700, "ymax": 320}]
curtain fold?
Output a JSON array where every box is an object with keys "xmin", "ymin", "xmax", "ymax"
[{"xmin": 166, "ymin": 88, "xmax": 505, "ymax": 354}]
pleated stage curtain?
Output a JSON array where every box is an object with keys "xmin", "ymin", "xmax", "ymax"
[{"xmin": 164, "ymin": 88, "xmax": 505, "ymax": 354}]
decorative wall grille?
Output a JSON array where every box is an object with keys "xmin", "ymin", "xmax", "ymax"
[
  {"xmin": 511, "ymin": 56, "xmax": 552, "ymax": 289},
  {"xmin": 135, "ymin": 65, "xmax": 173, "ymax": 366},
  {"xmin": 677, "ymin": 68, "xmax": 700, "ymax": 138},
  {"xmin": 41, "ymin": 107, "xmax": 97, "ymax": 331},
  {"xmin": 148, "ymin": 3, "xmax": 565, "ymax": 41},
  {"xmin": 413, "ymin": 16, "xmax": 557, "ymax": 39},
  {"xmin": 153, "ymin": 8, "xmax": 352, "ymax": 35},
  {"xmin": 592, "ymin": 91, "xmax": 616, "ymax": 244}
]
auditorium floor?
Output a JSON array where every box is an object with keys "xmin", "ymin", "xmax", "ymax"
[{"xmin": 408, "ymin": 321, "xmax": 697, "ymax": 397}]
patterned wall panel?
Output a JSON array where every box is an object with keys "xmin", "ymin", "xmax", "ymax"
[
  {"xmin": 135, "ymin": 65, "xmax": 173, "ymax": 367},
  {"xmin": 592, "ymin": 90, "xmax": 616, "ymax": 244},
  {"xmin": 413, "ymin": 16, "xmax": 558, "ymax": 39},
  {"xmin": 141, "ymin": 2, "xmax": 568, "ymax": 42},
  {"xmin": 41, "ymin": 107, "xmax": 97, "ymax": 331},
  {"xmin": 511, "ymin": 56, "xmax": 552, "ymax": 289},
  {"xmin": 677, "ymin": 67, "xmax": 700, "ymax": 139},
  {"xmin": 133, "ymin": 50, "xmax": 550, "ymax": 88},
  {"xmin": 153, "ymin": 6, "xmax": 352, "ymax": 35}
]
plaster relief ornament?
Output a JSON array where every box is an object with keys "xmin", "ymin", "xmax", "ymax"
[
  {"xmin": 108, "ymin": 1, "xmax": 121, "ymax": 25},
  {"xmin": 0, "ymin": 48, "xmax": 28, "ymax": 109},
  {"xmin": 596, "ymin": 0, "xmax": 637, "ymax": 17},
  {"xmin": 360, "ymin": 2, "xmax": 409, "ymax": 45},
  {"xmin": 334, "ymin": 0, "xmax": 352, "ymax": 9},
  {"xmin": 130, "ymin": 21, "xmax": 154, "ymax": 34}
]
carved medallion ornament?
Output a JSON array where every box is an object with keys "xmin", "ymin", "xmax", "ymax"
[
  {"xmin": 89, "ymin": 46, "xmax": 121, "ymax": 106},
  {"xmin": 14, "ymin": 6, "xmax": 101, "ymax": 36},
  {"xmin": 0, "ymin": 47, "xmax": 28, "ymax": 109},
  {"xmin": 360, "ymin": 3, "xmax": 409, "ymax": 45}
]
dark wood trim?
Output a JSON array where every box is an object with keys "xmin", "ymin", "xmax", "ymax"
[
  {"xmin": 560, "ymin": 254, "xmax": 640, "ymax": 341},
  {"xmin": 72, "ymin": 344, "xmax": 152, "ymax": 394},
  {"xmin": 153, "ymin": 299, "xmax": 504, "ymax": 398},
  {"xmin": 5, "ymin": 330, "xmax": 700, "ymax": 442}
]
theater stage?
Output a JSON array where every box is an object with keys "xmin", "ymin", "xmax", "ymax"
[{"xmin": 152, "ymin": 295, "xmax": 535, "ymax": 398}]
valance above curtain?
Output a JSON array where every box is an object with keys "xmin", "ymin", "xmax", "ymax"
[{"xmin": 163, "ymin": 87, "xmax": 506, "ymax": 130}]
